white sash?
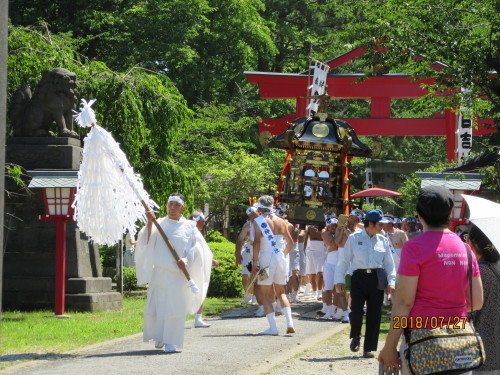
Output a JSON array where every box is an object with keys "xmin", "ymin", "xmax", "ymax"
[
  {"xmin": 254, "ymin": 215, "xmax": 281, "ymax": 254},
  {"xmin": 385, "ymin": 232, "xmax": 399, "ymax": 263},
  {"xmin": 249, "ymin": 219, "xmax": 255, "ymax": 242}
]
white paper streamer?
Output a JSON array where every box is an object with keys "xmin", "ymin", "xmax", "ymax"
[{"xmin": 73, "ymin": 99, "xmax": 158, "ymax": 246}]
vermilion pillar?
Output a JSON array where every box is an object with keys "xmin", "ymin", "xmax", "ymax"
[
  {"xmin": 341, "ymin": 150, "xmax": 350, "ymax": 214},
  {"xmin": 41, "ymin": 215, "xmax": 73, "ymax": 316}
]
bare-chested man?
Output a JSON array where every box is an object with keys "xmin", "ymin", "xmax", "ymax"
[
  {"xmin": 305, "ymin": 225, "xmax": 325, "ymax": 300},
  {"xmin": 333, "ymin": 210, "xmax": 363, "ymax": 322},
  {"xmin": 297, "ymin": 227, "xmax": 309, "ymax": 293},
  {"xmin": 321, "ymin": 217, "xmax": 339, "ymax": 319},
  {"xmin": 286, "ymin": 223, "xmax": 301, "ymax": 303},
  {"xmin": 381, "ymin": 216, "xmax": 408, "ymax": 271},
  {"xmin": 405, "ymin": 216, "xmax": 422, "ymax": 239},
  {"xmin": 252, "ymin": 195, "xmax": 295, "ymax": 335},
  {"xmin": 235, "ymin": 207, "xmax": 262, "ymax": 315}
]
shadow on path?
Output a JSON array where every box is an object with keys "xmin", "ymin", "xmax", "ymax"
[
  {"xmin": 85, "ymin": 350, "xmax": 171, "ymax": 358},
  {"xmin": 300, "ymin": 355, "xmax": 365, "ymax": 363},
  {"xmin": 0, "ymin": 353, "xmax": 74, "ymax": 363}
]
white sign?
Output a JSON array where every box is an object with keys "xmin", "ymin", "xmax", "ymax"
[
  {"xmin": 365, "ymin": 167, "xmax": 374, "ymax": 206},
  {"xmin": 307, "ymin": 61, "xmax": 329, "ymax": 116},
  {"xmin": 456, "ymin": 88, "xmax": 472, "ymax": 160},
  {"xmin": 456, "ymin": 114, "xmax": 472, "ymax": 160}
]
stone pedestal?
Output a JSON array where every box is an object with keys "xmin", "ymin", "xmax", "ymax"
[
  {"xmin": 6, "ymin": 137, "xmax": 83, "ymax": 170},
  {"xmin": 3, "ymin": 137, "xmax": 122, "ymax": 312}
]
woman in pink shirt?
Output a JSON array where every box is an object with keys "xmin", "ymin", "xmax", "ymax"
[{"xmin": 378, "ymin": 186, "xmax": 483, "ymax": 374}]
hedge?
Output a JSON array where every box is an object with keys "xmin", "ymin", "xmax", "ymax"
[{"xmin": 206, "ymin": 235, "xmax": 243, "ymax": 298}]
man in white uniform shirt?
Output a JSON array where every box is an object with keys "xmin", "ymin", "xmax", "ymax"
[{"xmin": 335, "ymin": 209, "xmax": 396, "ymax": 359}]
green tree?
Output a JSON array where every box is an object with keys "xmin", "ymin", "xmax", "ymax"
[
  {"xmin": 334, "ymin": 0, "xmax": 499, "ymax": 125},
  {"xmin": 8, "ymin": 23, "xmax": 195, "ymax": 212},
  {"xmin": 176, "ymin": 104, "xmax": 283, "ymax": 217},
  {"xmin": 9, "ymin": 0, "xmax": 278, "ymax": 105}
]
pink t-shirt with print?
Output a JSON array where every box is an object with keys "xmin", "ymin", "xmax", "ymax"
[{"xmin": 398, "ymin": 230, "xmax": 480, "ymax": 327}]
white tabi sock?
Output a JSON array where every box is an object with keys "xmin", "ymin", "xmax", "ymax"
[
  {"xmin": 259, "ymin": 312, "xmax": 278, "ymax": 335},
  {"xmin": 333, "ymin": 308, "xmax": 343, "ymax": 320},
  {"xmin": 251, "ymin": 295, "xmax": 258, "ymax": 305},
  {"xmin": 323, "ymin": 305, "xmax": 334, "ymax": 318},
  {"xmin": 304, "ymin": 283, "xmax": 312, "ymax": 295},
  {"xmin": 195, "ymin": 313, "xmax": 211, "ymax": 328},
  {"xmin": 282, "ymin": 306, "xmax": 294, "ymax": 328},
  {"xmin": 274, "ymin": 301, "xmax": 282, "ymax": 314},
  {"xmin": 322, "ymin": 302, "xmax": 327, "ymax": 313}
]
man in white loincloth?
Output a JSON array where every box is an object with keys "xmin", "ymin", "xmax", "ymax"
[
  {"xmin": 286, "ymin": 223, "xmax": 301, "ymax": 303},
  {"xmin": 333, "ymin": 210, "xmax": 363, "ymax": 322},
  {"xmin": 305, "ymin": 225, "xmax": 325, "ymax": 300},
  {"xmin": 135, "ymin": 193, "xmax": 212, "ymax": 352},
  {"xmin": 252, "ymin": 195, "xmax": 295, "ymax": 335},
  {"xmin": 321, "ymin": 217, "xmax": 340, "ymax": 319},
  {"xmin": 235, "ymin": 207, "xmax": 260, "ymax": 302}
]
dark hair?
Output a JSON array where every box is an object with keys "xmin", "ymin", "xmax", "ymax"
[
  {"xmin": 415, "ymin": 205, "xmax": 450, "ymax": 227},
  {"xmin": 415, "ymin": 187, "xmax": 453, "ymax": 227},
  {"xmin": 469, "ymin": 225, "xmax": 499, "ymax": 263},
  {"xmin": 363, "ymin": 219, "xmax": 378, "ymax": 228}
]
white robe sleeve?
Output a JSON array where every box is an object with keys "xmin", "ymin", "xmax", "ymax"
[
  {"xmin": 135, "ymin": 219, "xmax": 162, "ymax": 285},
  {"xmin": 185, "ymin": 228, "xmax": 213, "ymax": 314}
]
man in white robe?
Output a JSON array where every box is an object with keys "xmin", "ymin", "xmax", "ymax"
[{"xmin": 135, "ymin": 193, "xmax": 212, "ymax": 352}]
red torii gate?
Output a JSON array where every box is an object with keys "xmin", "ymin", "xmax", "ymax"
[{"xmin": 245, "ymin": 47, "xmax": 496, "ymax": 161}]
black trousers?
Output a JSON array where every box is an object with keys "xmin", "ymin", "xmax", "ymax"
[{"xmin": 349, "ymin": 271, "xmax": 384, "ymax": 352}]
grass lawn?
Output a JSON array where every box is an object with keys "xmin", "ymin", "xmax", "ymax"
[{"xmin": 0, "ymin": 294, "xmax": 241, "ymax": 358}]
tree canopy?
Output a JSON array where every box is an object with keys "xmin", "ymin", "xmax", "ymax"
[{"xmin": 6, "ymin": 0, "xmax": 499, "ymax": 218}]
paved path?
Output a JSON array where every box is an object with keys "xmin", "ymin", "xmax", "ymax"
[{"xmin": 1, "ymin": 296, "xmax": 381, "ymax": 375}]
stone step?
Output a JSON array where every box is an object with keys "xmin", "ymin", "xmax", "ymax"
[
  {"xmin": 65, "ymin": 292, "xmax": 123, "ymax": 312},
  {"xmin": 66, "ymin": 277, "xmax": 113, "ymax": 293}
]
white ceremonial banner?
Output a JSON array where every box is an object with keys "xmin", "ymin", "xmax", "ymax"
[
  {"xmin": 456, "ymin": 89, "xmax": 472, "ymax": 160},
  {"xmin": 457, "ymin": 114, "xmax": 472, "ymax": 160},
  {"xmin": 365, "ymin": 167, "xmax": 374, "ymax": 206},
  {"xmin": 307, "ymin": 61, "xmax": 330, "ymax": 116}
]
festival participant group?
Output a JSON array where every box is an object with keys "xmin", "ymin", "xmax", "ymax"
[{"xmin": 134, "ymin": 188, "xmax": 500, "ymax": 375}]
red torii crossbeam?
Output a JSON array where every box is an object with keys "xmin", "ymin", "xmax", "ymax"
[{"xmin": 245, "ymin": 48, "xmax": 496, "ymax": 161}]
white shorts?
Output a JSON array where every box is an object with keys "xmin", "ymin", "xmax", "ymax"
[
  {"xmin": 241, "ymin": 243, "xmax": 252, "ymax": 276},
  {"xmin": 337, "ymin": 247, "xmax": 353, "ymax": 276},
  {"xmin": 306, "ymin": 250, "xmax": 325, "ymax": 274},
  {"xmin": 323, "ymin": 251, "xmax": 338, "ymax": 290},
  {"xmin": 257, "ymin": 250, "xmax": 287, "ymax": 286},
  {"xmin": 298, "ymin": 242, "xmax": 307, "ymax": 276},
  {"xmin": 288, "ymin": 242, "xmax": 300, "ymax": 274}
]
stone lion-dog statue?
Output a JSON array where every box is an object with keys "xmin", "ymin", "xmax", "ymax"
[{"xmin": 10, "ymin": 68, "xmax": 79, "ymax": 138}]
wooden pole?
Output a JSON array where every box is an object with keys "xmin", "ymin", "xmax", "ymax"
[{"xmin": 116, "ymin": 239, "xmax": 123, "ymax": 294}]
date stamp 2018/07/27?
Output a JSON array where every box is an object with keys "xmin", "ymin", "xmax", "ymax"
[{"xmin": 392, "ymin": 316, "xmax": 468, "ymax": 329}]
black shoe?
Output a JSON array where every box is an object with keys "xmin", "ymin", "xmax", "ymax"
[
  {"xmin": 363, "ymin": 351, "xmax": 375, "ymax": 358},
  {"xmin": 350, "ymin": 336, "xmax": 361, "ymax": 352}
]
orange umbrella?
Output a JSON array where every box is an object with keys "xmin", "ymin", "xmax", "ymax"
[{"xmin": 351, "ymin": 187, "xmax": 402, "ymax": 198}]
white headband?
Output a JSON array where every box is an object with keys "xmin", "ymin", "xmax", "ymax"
[
  {"xmin": 192, "ymin": 213, "xmax": 205, "ymax": 221},
  {"xmin": 246, "ymin": 207, "xmax": 257, "ymax": 215},
  {"xmin": 168, "ymin": 195, "xmax": 185, "ymax": 206},
  {"xmin": 326, "ymin": 218, "xmax": 338, "ymax": 225}
]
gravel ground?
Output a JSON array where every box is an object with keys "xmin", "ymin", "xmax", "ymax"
[
  {"xmin": 264, "ymin": 330, "xmax": 384, "ymax": 375},
  {"xmin": 0, "ymin": 296, "xmax": 386, "ymax": 375}
]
